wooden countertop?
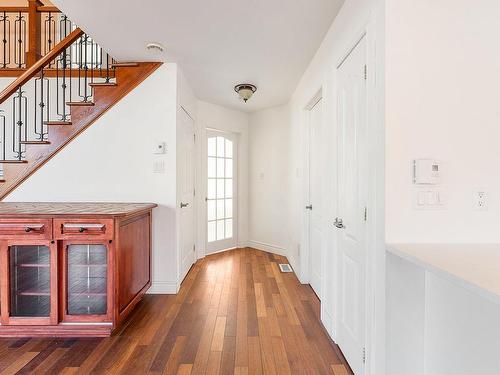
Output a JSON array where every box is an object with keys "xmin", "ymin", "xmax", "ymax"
[
  {"xmin": 0, "ymin": 202, "xmax": 157, "ymax": 217},
  {"xmin": 387, "ymin": 243, "xmax": 500, "ymax": 306}
]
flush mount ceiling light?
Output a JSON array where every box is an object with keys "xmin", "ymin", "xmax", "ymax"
[
  {"xmin": 146, "ymin": 42, "xmax": 165, "ymax": 53},
  {"xmin": 234, "ymin": 84, "xmax": 257, "ymax": 103}
]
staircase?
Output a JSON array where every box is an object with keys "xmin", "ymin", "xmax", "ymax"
[{"xmin": 0, "ymin": 3, "xmax": 161, "ymax": 199}]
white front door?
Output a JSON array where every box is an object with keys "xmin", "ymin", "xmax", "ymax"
[
  {"xmin": 178, "ymin": 108, "xmax": 196, "ymax": 282},
  {"xmin": 307, "ymin": 98, "xmax": 324, "ymax": 298},
  {"xmin": 336, "ymin": 36, "xmax": 368, "ymax": 375},
  {"xmin": 206, "ymin": 131, "xmax": 237, "ymax": 254}
]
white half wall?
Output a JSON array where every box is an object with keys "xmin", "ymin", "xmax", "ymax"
[
  {"xmin": 196, "ymin": 100, "xmax": 249, "ymax": 256},
  {"xmin": 4, "ymin": 64, "xmax": 181, "ymax": 294},
  {"xmin": 248, "ymin": 105, "xmax": 290, "ymax": 255},
  {"xmin": 385, "ymin": 0, "xmax": 500, "ymax": 242}
]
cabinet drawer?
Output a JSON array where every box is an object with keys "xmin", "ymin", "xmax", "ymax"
[
  {"xmin": 54, "ymin": 219, "xmax": 114, "ymax": 240},
  {"xmin": 0, "ymin": 219, "xmax": 52, "ymax": 239}
]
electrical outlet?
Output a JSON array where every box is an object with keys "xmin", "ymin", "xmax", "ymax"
[{"xmin": 474, "ymin": 191, "xmax": 488, "ymax": 211}]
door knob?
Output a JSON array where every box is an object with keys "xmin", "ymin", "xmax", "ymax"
[
  {"xmin": 334, "ymin": 218, "xmax": 345, "ymax": 229},
  {"xmin": 305, "ymin": 205, "xmax": 313, "ymax": 210},
  {"xmin": 180, "ymin": 202, "xmax": 189, "ymax": 208}
]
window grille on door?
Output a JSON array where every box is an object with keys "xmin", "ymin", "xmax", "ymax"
[{"xmin": 207, "ymin": 136, "xmax": 234, "ymax": 242}]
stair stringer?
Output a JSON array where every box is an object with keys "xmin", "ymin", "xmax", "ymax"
[{"xmin": 0, "ymin": 62, "xmax": 162, "ymax": 200}]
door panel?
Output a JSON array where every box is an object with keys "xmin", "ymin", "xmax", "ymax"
[
  {"xmin": 179, "ymin": 109, "xmax": 196, "ymax": 282},
  {"xmin": 206, "ymin": 131, "xmax": 237, "ymax": 254},
  {"xmin": 336, "ymin": 36, "xmax": 367, "ymax": 375},
  {"xmin": 308, "ymin": 99, "xmax": 323, "ymax": 297},
  {"xmin": 0, "ymin": 240, "xmax": 58, "ymax": 326}
]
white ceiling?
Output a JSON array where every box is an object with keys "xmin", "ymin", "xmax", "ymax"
[{"xmin": 52, "ymin": 0, "xmax": 344, "ymax": 112}]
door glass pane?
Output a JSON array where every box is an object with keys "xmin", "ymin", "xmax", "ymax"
[
  {"xmin": 208, "ymin": 137, "xmax": 217, "ymax": 157},
  {"xmin": 225, "ymin": 199, "xmax": 233, "ymax": 218},
  {"xmin": 207, "ymin": 200, "xmax": 216, "ymax": 221},
  {"xmin": 67, "ymin": 244, "xmax": 107, "ymax": 315},
  {"xmin": 208, "ymin": 157, "xmax": 216, "ymax": 178},
  {"xmin": 217, "ymin": 179, "xmax": 225, "ymax": 199},
  {"xmin": 207, "ymin": 179, "xmax": 216, "ymax": 199},
  {"xmin": 208, "ymin": 134, "xmax": 235, "ymax": 243},
  {"xmin": 9, "ymin": 245, "xmax": 50, "ymax": 317},
  {"xmin": 216, "ymin": 158, "xmax": 225, "ymax": 178},
  {"xmin": 225, "ymin": 159, "xmax": 233, "ymax": 178},
  {"xmin": 216, "ymin": 199, "xmax": 225, "ymax": 220},
  {"xmin": 217, "ymin": 137, "xmax": 225, "ymax": 157},
  {"xmin": 216, "ymin": 220, "xmax": 225, "ymax": 240}
]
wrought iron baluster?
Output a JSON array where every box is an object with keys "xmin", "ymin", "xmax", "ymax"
[
  {"xmin": 1, "ymin": 12, "xmax": 11, "ymax": 69},
  {"xmin": 34, "ymin": 68, "xmax": 49, "ymax": 140},
  {"xmin": 13, "ymin": 12, "xmax": 26, "ymax": 68},
  {"xmin": 12, "ymin": 86, "xmax": 27, "ymax": 160}
]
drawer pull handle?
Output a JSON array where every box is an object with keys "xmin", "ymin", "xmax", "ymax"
[
  {"xmin": 25, "ymin": 227, "xmax": 32, "ymax": 232},
  {"xmin": 79, "ymin": 227, "xmax": 87, "ymax": 233}
]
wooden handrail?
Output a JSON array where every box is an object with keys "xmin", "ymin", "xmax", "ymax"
[
  {"xmin": 0, "ymin": 27, "xmax": 84, "ymax": 105},
  {"xmin": 36, "ymin": 6, "xmax": 60, "ymax": 12},
  {"xmin": 0, "ymin": 7, "xmax": 29, "ymax": 12}
]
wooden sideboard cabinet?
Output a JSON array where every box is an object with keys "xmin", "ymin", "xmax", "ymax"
[{"xmin": 0, "ymin": 202, "xmax": 156, "ymax": 337}]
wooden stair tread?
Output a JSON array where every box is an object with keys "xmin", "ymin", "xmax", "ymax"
[
  {"xmin": 0, "ymin": 160, "xmax": 28, "ymax": 164},
  {"xmin": 89, "ymin": 82, "xmax": 117, "ymax": 87},
  {"xmin": 111, "ymin": 62, "xmax": 139, "ymax": 67},
  {"xmin": 20, "ymin": 141, "xmax": 51, "ymax": 145},
  {"xmin": 67, "ymin": 101, "xmax": 95, "ymax": 106},
  {"xmin": 44, "ymin": 121, "xmax": 72, "ymax": 126}
]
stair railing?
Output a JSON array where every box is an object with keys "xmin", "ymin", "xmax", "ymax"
[{"xmin": 0, "ymin": 27, "xmax": 117, "ymax": 164}]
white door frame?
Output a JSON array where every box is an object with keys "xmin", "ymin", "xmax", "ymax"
[
  {"xmin": 332, "ymin": 21, "xmax": 384, "ymax": 375},
  {"xmin": 296, "ymin": 17, "xmax": 384, "ymax": 375},
  {"xmin": 301, "ymin": 90, "xmax": 325, "ymax": 300},
  {"xmin": 204, "ymin": 128, "xmax": 239, "ymax": 255},
  {"xmin": 176, "ymin": 105, "xmax": 197, "ymax": 287}
]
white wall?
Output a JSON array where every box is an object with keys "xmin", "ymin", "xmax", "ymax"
[
  {"xmin": 4, "ymin": 64, "xmax": 181, "ymax": 294},
  {"xmin": 385, "ymin": 0, "xmax": 500, "ymax": 243},
  {"xmin": 196, "ymin": 100, "xmax": 249, "ymax": 255},
  {"xmin": 248, "ymin": 105, "xmax": 290, "ymax": 254},
  {"xmin": 247, "ymin": 0, "xmax": 385, "ymax": 373}
]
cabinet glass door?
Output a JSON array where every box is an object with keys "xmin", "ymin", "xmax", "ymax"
[
  {"xmin": 67, "ymin": 244, "xmax": 107, "ymax": 315},
  {"xmin": 9, "ymin": 245, "xmax": 51, "ymax": 318}
]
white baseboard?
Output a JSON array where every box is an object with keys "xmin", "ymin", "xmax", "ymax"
[
  {"xmin": 248, "ymin": 240, "xmax": 287, "ymax": 257},
  {"xmin": 147, "ymin": 281, "xmax": 178, "ymax": 294}
]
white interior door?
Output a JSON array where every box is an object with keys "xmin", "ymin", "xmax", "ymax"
[
  {"xmin": 206, "ymin": 131, "xmax": 237, "ymax": 254},
  {"xmin": 336, "ymin": 36, "xmax": 368, "ymax": 375},
  {"xmin": 307, "ymin": 98, "xmax": 324, "ymax": 298},
  {"xmin": 178, "ymin": 109, "xmax": 196, "ymax": 282}
]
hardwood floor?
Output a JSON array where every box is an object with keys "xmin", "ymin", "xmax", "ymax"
[{"xmin": 0, "ymin": 248, "xmax": 353, "ymax": 375}]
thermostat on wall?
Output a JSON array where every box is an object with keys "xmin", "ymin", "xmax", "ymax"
[{"xmin": 413, "ymin": 159, "xmax": 441, "ymax": 185}]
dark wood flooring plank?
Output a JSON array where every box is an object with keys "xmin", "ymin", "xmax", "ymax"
[{"xmin": 6, "ymin": 248, "xmax": 352, "ymax": 375}]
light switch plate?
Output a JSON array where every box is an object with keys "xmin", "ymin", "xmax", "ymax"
[
  {"xmin": 153, "ymin": 160, "xmax": 165, "ymax": 173},
  {"xmin": 414, "ymin": 188, "xmax": 446, "ymax": 210}
]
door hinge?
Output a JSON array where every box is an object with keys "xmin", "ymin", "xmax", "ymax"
[
  {"xmin": 363, "ymin": 347, "xmax": 366, "ymax": 363},
  {"xmin": 364, "ymin": 206, "xmax": 367, "ymax": 221},
  {"xmin": 193, "ymin": 244, "xmax": 196, "ymax": 253},
  {"xmin": 364, "ymin": 65, "xmax": 367, "ymax": 80},
  {"xmin": 193, "ymin": 133, "xmax": 196, "ymax": 142},
  {"xmin": 193, "ymin": 188, "xmax": 196, "ymax": 197}
]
